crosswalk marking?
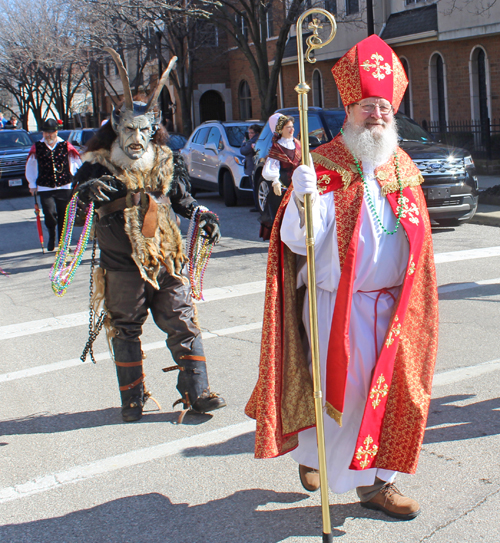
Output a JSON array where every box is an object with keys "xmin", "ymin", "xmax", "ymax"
[
  {"xmin": 0, "ymin": 420, "xmax": 256, "ymax": 504},
  {"xmin": 0, "ymin": 322, "xmax": 263, "ymax": 383},
  {"xmin": 0, "ymin": 281, "xmax": 266, "ymax": 341}
]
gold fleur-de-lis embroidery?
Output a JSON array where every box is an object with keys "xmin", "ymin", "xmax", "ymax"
[
  {"xmin": 408, "ymin": 254, "xmax": 416, "ymax": 276},
  {"xmin": 355, "ymin": 435, "xmax": 379, "ymax": 469},
  {"xmin": 369, "ymin": 374, "xmax": 389, "ymax": 409},
  {"xmin": 398, "ymin": 196, "xmax": 420, "ymax": 225},
  {"xmin": 360, "ymin": 52, "xmax": 393, "ymax": 81},
  {"xmin": 385, "ymin": 315, "xmax": 401, "ymax": 348},
  {"xmin": 318, "ymin": 174, "xmax": 330, "ymax": 185},
  {"xmin": 376, "ymin": 170, "xmax": 389, "ymax": 181}
]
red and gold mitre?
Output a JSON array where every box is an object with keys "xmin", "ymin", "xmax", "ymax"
[{"xmin": 331, "ymin": 35, "xmax": 408, "ymax": 112}]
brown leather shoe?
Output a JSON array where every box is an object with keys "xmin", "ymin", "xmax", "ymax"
[
  {"xmin": 299, "ymin": 464, "xmax": 320, "ymax": 492},
  {"xmin": 361, "ymin": 482, "xmax": 420, "ymax": 520}
]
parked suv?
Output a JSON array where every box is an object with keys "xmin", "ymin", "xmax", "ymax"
[
  {"xmin": 0, "ymin": 129, "xmax": 34, "ymax": 197},
  {"xmin": 181, "ymin": 120, "xmax": 263, "ymax": 206},
  {"xmin": 253, "ymin": 107, "xmax": 478, "ymax": 226}
]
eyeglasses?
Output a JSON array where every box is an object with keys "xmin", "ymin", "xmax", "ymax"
[{"xmin": 353, "ymin": 102, "xmax": 393, "ymax": 115}]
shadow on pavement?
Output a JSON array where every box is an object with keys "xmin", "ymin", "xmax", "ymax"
[
  {"xmin": 425, "ymin": 394, "xmax": 500, "ymax": 444},
  {"xmin": 0, "ymin": 407, "xmax": 214, "ymax": 437},
  {"xmin": 0, "ymin": 490, "xmax": 382, "ymax": 542},
  {"xmin": 182, "ymin": 431, "xmax": 255, "ymax": 457},
  {"xmin": 438, "ymin": 282, "xmax": 500, "ymax": 301}
]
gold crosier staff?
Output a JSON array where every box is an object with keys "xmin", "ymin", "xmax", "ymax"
[{"xmin": 294, "ymin": 9, "xmax": 337, "ymax": 543}]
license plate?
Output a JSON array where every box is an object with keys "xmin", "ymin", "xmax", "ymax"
[
  {"xmin": 427, "ymin": 187, "xmax": 450, "ymax": 200},
  {"xmin": 8, "ymin": 179, "xmax": 22, "ymax": 187}
]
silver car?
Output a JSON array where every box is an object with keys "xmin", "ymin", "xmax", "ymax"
[{"xmin": 181, "ymin": 120, "xmax": 262, "ymax": 206}]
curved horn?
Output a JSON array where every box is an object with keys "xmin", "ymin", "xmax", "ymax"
[
  {"xmin": 103, "ymin": 47, "xmax": 134, "ymax": 111},
  {"xmin": 146, "ymin": 56, "xmax": 178, "ymax": 112}
]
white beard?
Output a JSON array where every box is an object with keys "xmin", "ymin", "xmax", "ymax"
[
  {"xmin": 342, "ymin": 117, "xmax": 399, "ymax": 167},
  {"xmin": 110, "ymin": 141, "xmax": 155, "ymax": 171}
]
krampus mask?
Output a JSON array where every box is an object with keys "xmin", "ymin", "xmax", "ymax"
[{"xmin": 104, "ymin": 47, "xmax": 177, "ymax": 159}]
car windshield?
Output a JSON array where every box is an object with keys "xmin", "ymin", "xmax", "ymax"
[
  {"xmin": 224, "ymin": 125, "xmax": 251, "ymax": 147},
  {"xmin": 0, "ymin": 132, "xmax": 32, "ymax": 148},
  {"xmin": 396, "ymin": 114, "xmax": 433, "ymax": 142},
  {"xmin": 322, "ymin": 111, "xmax": 346, "ymax": 138}
]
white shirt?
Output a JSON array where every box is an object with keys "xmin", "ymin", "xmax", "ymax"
[
  {"xmin": 25, "ymin": 137, "xmax": 82, "ymax": 191},
  {"xmin": 262, "ymin": 137, "xmax": 296, "ymax": 182}
]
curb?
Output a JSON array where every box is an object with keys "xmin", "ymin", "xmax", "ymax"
[{"xmin": 469, "ymin": 213, "xmax": 500, "ymax": 227}]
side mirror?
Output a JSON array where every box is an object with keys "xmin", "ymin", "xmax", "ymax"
[
  {"xmin": 309, "ymin": 136, "xmax": 321, "ymax": 147},
  {"xmin": 205, "ymin": 142, "xmax": 218, "ymax": 154}
]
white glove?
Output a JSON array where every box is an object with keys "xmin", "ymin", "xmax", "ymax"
[
  {"xmin": 292, "ymin": 165, "xmax": 318, "ymax": 202},
  {"xmin": 272, "ymin": 179, "xmax": 282, "ymax": 196}
]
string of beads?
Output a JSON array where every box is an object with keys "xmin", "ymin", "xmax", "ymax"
[
  {"xmin": 50, "ymin": 193, "xmax": 95, "ymax": 296},
  {"xmin": 340, "ymin": 127, "xmax": 403, "ymax": 235},
  {"xmin": 186, "ymin": 206, "xmax": 216, "ymax": 301}
]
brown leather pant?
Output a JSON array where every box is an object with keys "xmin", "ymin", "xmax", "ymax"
[{"xmin": 104, "ymin": 267, "xmax": 209, "ymax": 405}]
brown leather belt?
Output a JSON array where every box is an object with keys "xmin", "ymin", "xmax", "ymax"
[{"xmin": 96, "ymin": 192, "xmax": 172, "ymax": 238}]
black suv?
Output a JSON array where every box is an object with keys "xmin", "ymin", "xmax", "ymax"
[
  {"xmin": 0, "ymin": 129, "xmax": 34, "ymax": 197},
  {"xmin": 253, "ymin": 107, "xmax": 478, "ymax": 226}
]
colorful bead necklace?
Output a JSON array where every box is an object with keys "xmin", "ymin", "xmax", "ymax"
[
  {"xmin": 340, "ymin": 127, "xmax": 403, "ymax": 235},
  {"xmin": 50, "ymin": 193, "xmax": 95, "ymax": 297},
  {"xmin": 186, "ymin": 206, "xmax": 216, "ymax": 301}
]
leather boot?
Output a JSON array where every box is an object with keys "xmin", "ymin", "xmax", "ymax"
[
  {"xmin": 163, "ymin": 343, "xmax": 226, "ymax": 414},
  {"xmin": 360, "ymin": 482, "xmax": 420, "ymax": 520},
  {"xmin": 299, "ymin": 464, "xmax": 320, "ymax": 492},
  {"xmin": 113, "ymin": 338, "xmax": 145, "ymax": 422}
]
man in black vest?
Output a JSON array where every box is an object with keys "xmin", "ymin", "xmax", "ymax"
[{"xmin": 26, "ymin": 119, "xmax": 82, "ymax": 251}]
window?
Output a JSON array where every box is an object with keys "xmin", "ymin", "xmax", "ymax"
[
  {"xmin": 236, "ymin": 13, "xmax": 249, "ymax": 41},
  {"xmin": 429, "ymin": 53, "xmax": 447, "ymax": 131},
  {"xmin": 400, "ymin": 58, "xmax": 412, "ymax": 117},
  {"xmin": 405, "ymin": 0, "xmax": 423, "ymax": 5},
  {"xmin": 197, "ymin": 21, "xmax": 219, "ymax": 47},
  {"xmin": 239, "ymin": 80, "xmax": 252, "ymax": 120},
  {"xmin": 266, "ymin": 8, "xmax": 274, "ymax": 38},
  {"xmin": 206, "ymin": 127, "xmax": 223, "ymax": 150},
  {"xmin": 193, "ymin": 127, "xmax": 210, "ymax": 144},
  {"xmin": 312, "ymin": 70, "xmax": 323, "ymax": 108},
  {"xmin": 104, "ymin": 63, "xmax": 110, "ymax": 77},
  {"xmin": 470, "ymin": 47, "xmax": 489, "ymax": 124},
  {"xmin": 325, "ymin": 0, "xmax": 337, "ymax": 15},
  {"xmin": 346, "ymin": 0, "xmax": 359, "ymax": 15}
]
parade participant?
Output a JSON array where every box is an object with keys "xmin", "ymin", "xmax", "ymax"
[
  {"xmin": 240, "ymin": 124, "xmax": 262, "ymax": 212},
  {"xmin": 259, "ymin": 113, "xmax": 301, "ymax": 240},
  {"xmin": 246, "ymin": 34, "xmax": 438, "ymax": 520},
  {"xmin": 74, "ymin": 49, "xmax": 226, "ymax": 423},
  {"xmin": 26, "ymin": 118, "xmax": 81, "ymax": 251}
]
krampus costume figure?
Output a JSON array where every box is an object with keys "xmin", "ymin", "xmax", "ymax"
[{"xmin": 74, "ymin": 49, "xmax": 226, "ymax": 422}]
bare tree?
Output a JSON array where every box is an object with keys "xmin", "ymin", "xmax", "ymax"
[{"xmin": 0, "ymin": 0, "xmax": 90, "ymax": 129}]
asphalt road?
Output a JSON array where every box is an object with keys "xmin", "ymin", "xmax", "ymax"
[{"xmin": 0, "ymin": 191, "xmax": 499, "ymax": 543}]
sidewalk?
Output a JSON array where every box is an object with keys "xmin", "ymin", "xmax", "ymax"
[{"xmin": 470, "ymin": 204, "xmax": 500, "ymax": 227}]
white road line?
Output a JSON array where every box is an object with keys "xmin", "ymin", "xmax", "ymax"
[
  {"xmin": 0, "ymin": 420, "xmax": 256, "ymax": 504},
  {"xmin": 0, "ymin": 281, "xmax": 266, "ymax": 341},
  {"xmin": 434, "ymin": 246, "xmax": 500, "ymax": 264},
  {"xmin": 2, "ymin": 246, "xmax": 500, "ymax": 342},
  {"xmin": 0, "ymin": 322, "xmax": 263, "ymax": 383},
  {"xmin": 433, "ymin": 358, "xmax": 500, "ymax": 387}
]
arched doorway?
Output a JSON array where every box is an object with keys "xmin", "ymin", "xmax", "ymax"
[{"xmin": 200, "ymin": 90, "xmax": 226, "ymax": 122}]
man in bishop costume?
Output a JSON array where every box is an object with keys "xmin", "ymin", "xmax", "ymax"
[{"xmin": 246, "ymin": 34, "xmax": 439, "ymax": 521}]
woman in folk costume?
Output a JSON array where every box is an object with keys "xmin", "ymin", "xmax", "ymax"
[
  {"xmin": 259, "ymin": 114, "xmax": 301, "ymax": 240},
  {"xmin": 246, "ymin": 35, "xmax": 438, "ymax": 521},
  {"xmin": 74, "ymin": 49, "xmax": 226, "ymax": 423}
]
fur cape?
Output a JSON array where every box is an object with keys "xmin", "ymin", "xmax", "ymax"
[{"xmin": 82, "ymin": 143, "xmax": 185, "ymax": 289}]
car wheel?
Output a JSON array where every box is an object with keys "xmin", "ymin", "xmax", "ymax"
[
  {"xmin": 223, "ymin": 171, "xmax": 237, "ymax": 207},
  {"xmin": 257, "ymin": 177, "xmax": 269, "ymax": 212}
]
